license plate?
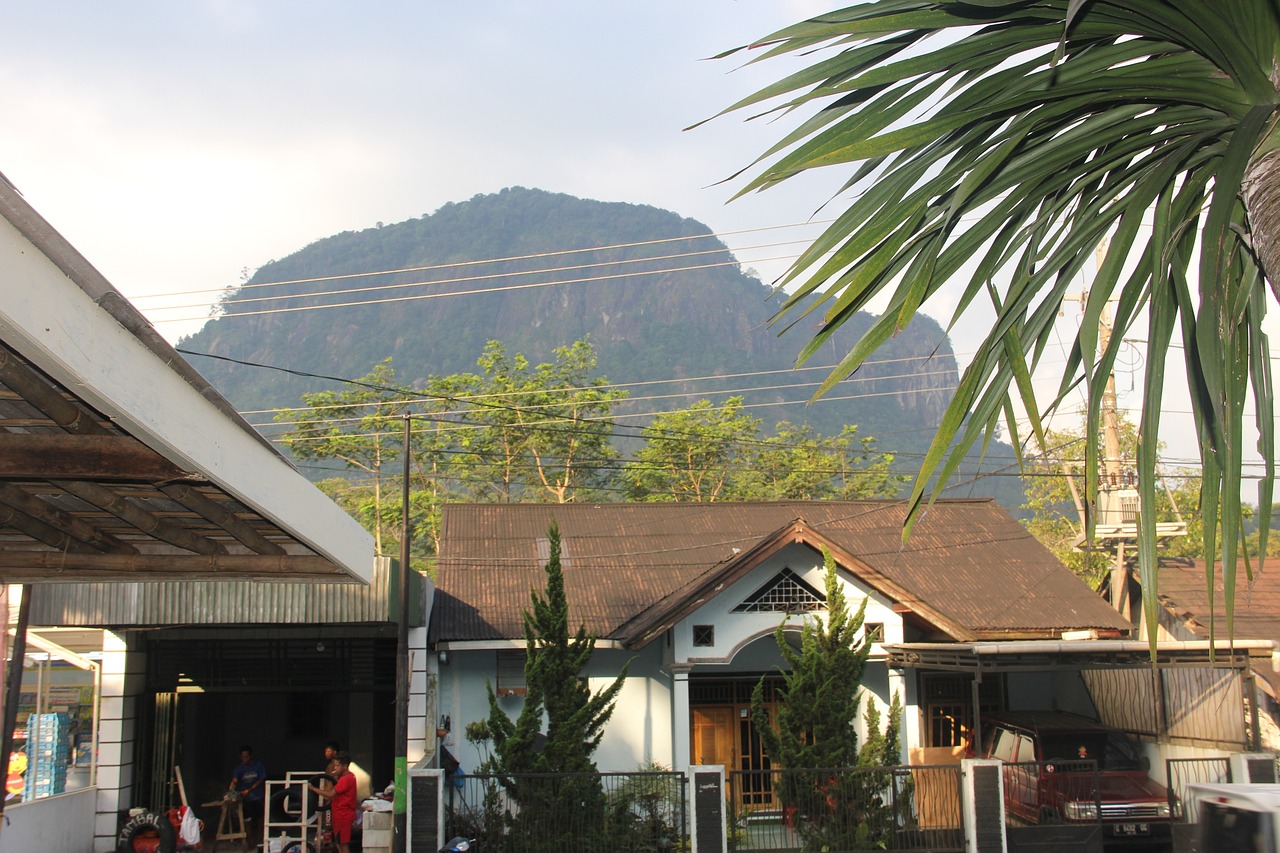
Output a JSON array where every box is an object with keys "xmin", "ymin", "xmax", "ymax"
[{"xmin": 1116, "ymin": 823, "xmax": 1150, "ymax": 835}]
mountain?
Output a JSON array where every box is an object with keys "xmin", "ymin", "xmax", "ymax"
[{"xmin": 179, "ymin": 187, "xmax": 1022, "ymax": 506}]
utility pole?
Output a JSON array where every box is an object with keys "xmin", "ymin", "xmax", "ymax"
[
  {"xmin": 393, "ymin": 416, "xmax": 410, "ymax": 853},
  {"xmin": 1097, "ymin": 301, "xmax": 1130, "ymax": 616}
]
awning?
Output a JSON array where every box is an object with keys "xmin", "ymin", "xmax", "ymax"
[
  {"xmin": 885, "ymin": 639, "xmax": 1280, "ymax": 673},
  {"xmin": 0, "ymin": 176, "xmax": 374, "ymax": 583}
]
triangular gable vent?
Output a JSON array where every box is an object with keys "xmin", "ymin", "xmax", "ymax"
[{"xmin": 732, "ymin": 567, "xmax": 825, "ymax": 614}]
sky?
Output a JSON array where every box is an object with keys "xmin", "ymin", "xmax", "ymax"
[{"xmin": 1, "ymin": 1, "xmax": 1273, "ymax": 491}]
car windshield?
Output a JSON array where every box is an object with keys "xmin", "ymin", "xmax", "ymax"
[{"xmin": 1040, "ymin": 731, "xmax": 1143, "ymax": 770}]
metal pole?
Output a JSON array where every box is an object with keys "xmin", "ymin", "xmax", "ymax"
[
  {"xmin": 0, "ymin": 584, "xmax": 34, "ymax": 836},
  {"xmin": 393, "ymin": 416, "xmax": 411, "ymax": 853}
]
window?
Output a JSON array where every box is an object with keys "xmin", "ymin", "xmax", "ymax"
[
  {"xmin": 732, "ymin": 567, "xmax": 826, "ymax": 613},
  {"xmin": 864, "ymin": 622, "xmax": 884, "ymax": 643},
  {"xmin": 495, "ymin": 650, "xmax": 527, "ymax": 697},
  {"xmin": 692, "ymin": 625, "xmax": 715, "ymax": 647}
]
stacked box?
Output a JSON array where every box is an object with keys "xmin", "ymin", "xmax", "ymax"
[{"xmin": 24, "ymin": 713, "xmax": 69, "ymax": 798}]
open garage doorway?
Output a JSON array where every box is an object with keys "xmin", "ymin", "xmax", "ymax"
[{"xmin": 136, "ymin": 629, "xmax": 397, "ymax": 811}]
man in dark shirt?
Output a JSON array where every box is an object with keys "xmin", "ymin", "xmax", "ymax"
[{"xmin": 228, "ymin": 745, "xmax": 267, "ymax": 838}]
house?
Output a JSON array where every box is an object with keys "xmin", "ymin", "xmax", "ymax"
[
  {"xmin": 0, "ymin": 174, "xmax": 396, "ymax": 851},
  {"xmin": 429, "ymin": 500, "xmax": 1138, "ymax": 782}
]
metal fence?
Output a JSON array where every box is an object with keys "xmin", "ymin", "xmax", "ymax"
[
  {"xmin": 727, "ymin": 765, "xmax": 964, "ymax": 852},
  {"xmin": 1166, "ymin": 757, "xmax": 1231, "ymax": 824},
  {"xmin": 443, "ymin": 770, "xmax": 688, "ymax": 853}
]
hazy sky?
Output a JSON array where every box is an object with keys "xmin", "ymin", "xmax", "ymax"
[
  {"xmin": 2, "ymin": 1, "xmax": 835, "ymax": 339},
  {"xmin": 2, "ymin": 1, "xmax": 1271, "ymax": 483}
]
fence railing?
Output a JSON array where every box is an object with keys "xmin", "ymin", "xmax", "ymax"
[
  {"xmin": 1167, "ymin": 756, "xmax": 1231, "ymax": 824},
  {"xmin": 727, "ymin": 765, "xmax": 964, "ymax": 852},
  {"xmin": 443, "ymin": 770, "xmax": 687, "ymax": 853}
]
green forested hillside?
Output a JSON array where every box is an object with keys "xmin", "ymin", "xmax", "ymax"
[{"xmin": 179, "ymin": 187, "xmax": 1023, "ymax": 507}]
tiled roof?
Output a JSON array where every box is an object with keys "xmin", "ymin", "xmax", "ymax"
[
  {"xmin": 1156, "ymin": 558, "xmax": 1280, "ymax": 644},
  {"xmin": 432, "ymin": 500, "xmax": 1131, "ymax": 647}
]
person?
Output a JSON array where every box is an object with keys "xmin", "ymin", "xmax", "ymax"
[
  {"xmin": 228, "ymin": 745, "xmax": 267, "ymax": 837},
  {"xmin": 310, "ymin": 751, "xmax": 356, "ymax": 853},
  {"xmin": 323, "ymin": 740, "xmax": 341, "ymax": 766}
]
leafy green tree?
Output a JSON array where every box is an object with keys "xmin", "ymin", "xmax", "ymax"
[
  {"xmin": 736, "ymin": 422, "xmax": 904, "ymax": 501},
  {"xmin": 483, "ymin": 522, "xmax": 628, "ymax": 852},
  {"xmin": 750, "ymin": 548, "xmax": 902, "ymax": 850},
  {"xmin": 624, "ymin": 397, "xmax": 760, "ymax": 501},
  {"xmin": 452, "ymin": 339, "xmax": 626, "ymax": 503},
  {"xmin": 274, "ymin": 359, "xmax": 407, "ymax": 553},
  {"xmin": 625, "ymin": 403, "xmax": 903, "ymax": 501},
  {"xmin": 718, "ymin": 0, "xmax": 1276, "ymax": 642}
]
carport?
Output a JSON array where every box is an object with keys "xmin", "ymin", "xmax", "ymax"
[
  {"xmin": 887, "ymin": 639, "xmax": 1279, "ymax": 852},
  {"xmin": 0, "ymin": 175, "xmax": 381, "ymax": 851}
]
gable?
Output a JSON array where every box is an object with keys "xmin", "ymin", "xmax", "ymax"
[{"xmin": 732, "ymin": 566, "xmax": 825, "ymax": 614}]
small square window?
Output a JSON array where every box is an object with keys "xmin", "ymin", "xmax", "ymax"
[
  {"xmin": 864, "ymin": 622, "xmax": 885, "ymax": 643},
  {"xmin": 692, "ymin": 625, "xmax": 715, "ymax": 647}
]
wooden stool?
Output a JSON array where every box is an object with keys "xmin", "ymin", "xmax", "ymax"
[{"xmin": 202, "ymin": 792, "xmax": 247, "ymax": 847}]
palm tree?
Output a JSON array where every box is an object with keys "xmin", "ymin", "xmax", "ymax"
[{"xmin": 714, "ymin": 0, "xmax": 1277, "ymax": 643}]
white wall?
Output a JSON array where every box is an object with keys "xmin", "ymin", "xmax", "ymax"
[{"xmin": 2, "ymin": 788, "xmax": 97, "ymax": 853}]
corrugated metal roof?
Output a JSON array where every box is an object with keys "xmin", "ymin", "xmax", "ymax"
[
  {"xmin": 433, "ymin": 500, "xmax": 1132, "ymax": 646},
  {"xmin": 27, "ymin": 557, "xmax": 430, "ymax": 627}
]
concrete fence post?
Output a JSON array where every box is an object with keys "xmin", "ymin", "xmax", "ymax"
[
  {"xmin": 960, "ymin": 758, "xmax": 1007, "ymax": 853},
  {"xmin": 405, "ymin": 766, "xmax": 443, "ymax": 853},
  {"xmin": 689, "ymin": 765, "xmax": 727, "ymax": 853},
  {"xmin": 1230, "ymin": 752, "xmax": 1279, "ymax": 784}
]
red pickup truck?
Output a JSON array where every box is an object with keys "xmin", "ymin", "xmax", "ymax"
[{"xmin": 981, "ymin": 712, "xmax": 1174, "ymax": 847}]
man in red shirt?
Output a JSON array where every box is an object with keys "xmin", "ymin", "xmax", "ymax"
[{"xmin": 327, "ymin": 751, "xmax": 357, "ymax": 853}]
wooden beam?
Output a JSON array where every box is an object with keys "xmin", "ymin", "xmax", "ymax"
[
  {"xmin": 0, "ymin": 503, "xmax": 99, "ymax": 553},
  {"xmin": 0, "ymin": 434, "xmax": 187, "ymax": 480},
  {"xmin": 0, "ymin": 342, "xmax": 107, "ymax": 434},
  {"xmin": 0, "ymin": 551, "xmax": 345, "ymax": 580},
  {"xmin": 57, "ymin": 480, "xmax": 228, "ymax": 556},
  {"xmin": 0, "ymin": 482, "xmax": 135, "ymax": 554},
  {"xmin": 158, "ymin": 483, "xmax": 287, "ymax": 556}
]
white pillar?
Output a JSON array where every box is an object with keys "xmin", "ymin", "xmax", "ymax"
[
  {"xmin": 672, "ymin": 666, "xmax": 691, "ymax": 774},
  {"xmin": 93, "ymin": 630, "xmax": 138, "ymax": 853},
  {"xmin": 889, "ymin": 667, "xmax": 913, "ymax": 762}
]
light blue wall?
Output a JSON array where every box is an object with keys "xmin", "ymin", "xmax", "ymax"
[{"xmin": 437, "ymin": 643, "xmax": 672, "ymax": 775}]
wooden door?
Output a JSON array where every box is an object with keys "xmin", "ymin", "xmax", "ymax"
[{"xmin": 691, "ymin": 707, "xmax": 735, "ymax": 768}]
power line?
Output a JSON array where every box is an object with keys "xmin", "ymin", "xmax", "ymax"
[
  {"xmin": 153, "ymin": 238, "xmax": 814, "ymax": 314},
  {"xmin": 153, "ymin": 252, "xmax": 803, "ymax": 324},
  {"xmin": 131, "ymin": 219, "xmax": 835, "ymax": 303}
]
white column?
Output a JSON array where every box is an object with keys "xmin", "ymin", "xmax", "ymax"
[
  {"xmin": 408, "ymin": 626, "xmax": 430, "ymax": 764},
  {"xmin": 93, "ymin": 630, "xmax": 137, "ymax": 853},
  {"xmin": 889, "ymin": 667, "xmax": 914, "ymax": 761},
  {"xmin": 672, "ymin": 666, "xmax": 691, "ymax": 774}
]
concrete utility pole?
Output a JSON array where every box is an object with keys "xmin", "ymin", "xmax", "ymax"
[
  {"xmin": 1097, "ymin": 303, "xmax": 1130, "ymax": 616},
  {"xmin": 393, "ymin": 416, "xmax": 410, "ymax": 853}
]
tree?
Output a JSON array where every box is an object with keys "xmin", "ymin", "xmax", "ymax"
[
  {"xmin": 717, "ymin": 1, "xmax": 1276, "ymax": 643},
  {"xmin": 624, "ymin": 397, "xmax": 760, "ymax": 501},
  {"xmin": 624, "ymin": 401, "xmax": 904, "ymax": 501},
  {"xmin": 274, "ymin": 359, "xmax": 407, "ymax": 554},
  {"xmin": 450, "ymin": 339, "xmax": 627, "ymax": 503},
  {"xmin": 750, "ymin": 548, "xmax": 902, "ymax": 850},
  {"xmin": 482, "ymin": 522, "xmax": 628, "ymax": 852},
  {"xmin": 737, "ymin": 422, "xmax": 905, "ymax": 501}
]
